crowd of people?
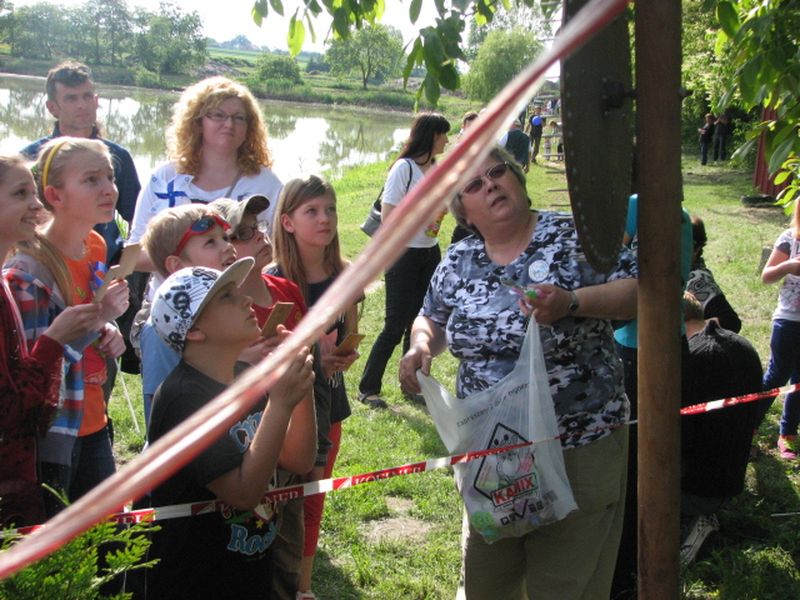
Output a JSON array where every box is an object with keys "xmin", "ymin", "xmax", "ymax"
[{"xmin": 0, "ymin": 60, "xmax": 790, "ymax": 600}]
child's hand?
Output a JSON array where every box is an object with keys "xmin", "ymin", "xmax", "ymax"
[
  {"xmin": 237, "ymin": 326, "xmax": 292, "ymax": 365},
  {"xmin": 783, "ymin": 257, "xmax": 800, "ymax": 277},
  {"xmin": 270, "ymin": 347, "xmax": 314, "ymax": 410},
  {"xmin": 44, "ymin": 303, "xmax": 103, "ymax": 346},
  {"xmin": 96, "ymin": 324, "xmax": 126, "ymax": 359},
  {"xmin": 262, "ymin": 325, "xmax": 292, "ymax": 355},
  {"xmin": 99, "ymin": 279, "xmax": 130, "ymax": 322},
  {"xmin": 237, "ymin": 338, "xmax": 273, "ymax": 365},
  {"xmin": 320, "ymin": 349, "xmax": 358, "ymax": 377}
]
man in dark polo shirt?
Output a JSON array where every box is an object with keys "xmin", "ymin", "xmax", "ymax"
[
  {"xmin": 22, "ymin": 61, "xmax": 144, "ymax": 376},
  {"xmin": 21, "ymin": 61, "xmax": 141, "ymax": 265}
]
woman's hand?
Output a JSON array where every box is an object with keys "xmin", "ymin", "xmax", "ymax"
[
  {"xmin": 98, "ymin": 279, "xmax": 130, "ymax": 322},
  {"xmin": 96, "ymin": 324, "xmax": 126, "ymax": 358},
  {"xmin": 519, "ymin": 284, "xmax": 570, "ymax": 324},
  {"xmin": 44, "ymin": 303, "xmax": 103, "ymax": 346},
  {"xmin": 399, "ymin": 341, "xmax": 432, "ymax": 395},
  {"xmin": 521, "ymin": 280, "xmax": 636, "ymax": 322}
]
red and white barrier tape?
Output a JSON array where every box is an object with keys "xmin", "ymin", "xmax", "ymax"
[
  {"xmin": 5, "ymin": 380, "xmax": 791, "ymax": 540},
  {"xmin": 679, "ymin": 383, "xmax": 795, "ymax": 416},
  {"xmin": 1, "ymin": 441, "xmax": 533, "ymax": 538}
]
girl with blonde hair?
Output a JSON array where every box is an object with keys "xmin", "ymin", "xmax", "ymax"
[
  {"xmin": 0, "ymin": 153, "xmax": 101, "ymax": 525},
  {"xmin": 4, "ymin": 138, "xmax": 129, "ymax": 515},
  {"xmin": 271, "ymin": 175, "xmax": 360, "ymax": 600}
]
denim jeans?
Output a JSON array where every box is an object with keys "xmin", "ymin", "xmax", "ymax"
[
  {"xmin": 359, "ymin": 245, "xmax": 441, "ymax": 396},
  {"xmin": 40, "ymin": 425, "xmax": 116, "ymax": 516},
  {"xmin": 763, "ymin": 318, "xmax": 800, "ymax": 436}
]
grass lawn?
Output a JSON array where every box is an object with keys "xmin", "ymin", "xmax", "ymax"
[{"xmin": 104, "ymin": 155, "xmax": 800, "ymax": 598}]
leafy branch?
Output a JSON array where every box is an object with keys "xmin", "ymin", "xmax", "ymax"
[
  {"xmin": 251, "ymin": 0, "xmax": 558, "ymax": 106},
  {"xmin": 714, "ymin": 0, "xmax": 799, "ymax": 204}
]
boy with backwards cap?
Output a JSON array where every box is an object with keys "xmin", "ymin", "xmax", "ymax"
[{"xmin": 145, "ymin": 257, "xmax": 316, "ymax": 599}]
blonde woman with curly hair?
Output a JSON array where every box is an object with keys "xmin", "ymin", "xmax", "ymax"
[{"xmin": 129, "ymin": 77, "xmax": 282, "ymax": 263}]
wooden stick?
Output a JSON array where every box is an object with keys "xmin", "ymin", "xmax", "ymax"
[{"xmin": 636, "ymin": 1, "xmax": 683, "ymax": 598}]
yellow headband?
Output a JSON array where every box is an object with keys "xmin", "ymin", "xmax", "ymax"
[{"xmin": 41, "ymin": 140, "xmax": 69, "ymax": 189}]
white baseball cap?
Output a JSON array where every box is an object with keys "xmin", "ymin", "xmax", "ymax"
[{"xmin": 150, "ymin": 257, "xmax": 254, "ymax": 354}]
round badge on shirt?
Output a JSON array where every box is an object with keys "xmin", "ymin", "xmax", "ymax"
[{"xmin": 529, "ymin": 260, "xmax": 549, "ymax": 282}]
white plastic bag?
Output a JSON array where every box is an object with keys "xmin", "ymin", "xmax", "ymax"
[{"xmin": 417, "ymin": 319, "xmax": 576, "ymax": 543}]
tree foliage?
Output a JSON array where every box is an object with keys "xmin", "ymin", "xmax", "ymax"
[
  {"xmin": 134, "ymin": 2, "xmax": 207, "ymax": 80},
  {"xmin": 465, "ymin": 3, "xmax": 552, "ymax": 62},
  {"xmin": 710, "ymin": 0, "xmax": 800, "ymax": 204},
  {"xmin": 325, "ymin": 24, "xmax": 404, "ymax": 89},
  {"xmin": 681, "ymin": 0, "xmax": 734, "ymax": 137},
  {"xmin": 255, "ymin": 52, "xmax": 303, "ymax": 84},
  {"xmin": 252, "ymin": 0, "xmax": 558, "ymax": 106},
  {"xmin": 463, "ymin": 28, "xmax": 542, "ymax": 103},
  {"xmin": 0, "ymin": 0, "xmax": 206, "ymax": 78}
]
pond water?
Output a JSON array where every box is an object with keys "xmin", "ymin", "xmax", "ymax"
[{"xmin": 0, "ymin": 74, "xmax": 412, "ymax": 184}]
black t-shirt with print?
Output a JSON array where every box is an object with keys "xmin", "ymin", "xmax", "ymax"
[{"xmin": 146, "ymin": 360, "xmax": 277, "ymax": 599}]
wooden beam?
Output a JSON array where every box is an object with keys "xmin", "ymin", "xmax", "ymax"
[{"xmin": 635, "ymin": 1, "xmax": 683, "ymax": 598}]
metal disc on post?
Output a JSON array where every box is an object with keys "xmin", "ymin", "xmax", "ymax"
[{"xmin": 560, "ymin": 0, "xmax": 634, "ymax": 272}]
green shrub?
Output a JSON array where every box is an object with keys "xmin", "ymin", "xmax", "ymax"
[
  {"xmin": 0, "ymin": 519, "xmax": 156, "ymax": 599},
  {"xmin": 133, "ymin": 68, "xmax": 160, "ymax": 89},
  {"xmin": 254, "ymin": 54, "xmax": 302, "ymax": 85}
]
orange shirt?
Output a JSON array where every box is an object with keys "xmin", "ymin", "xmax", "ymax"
[{"xmin": 64, "ymin": 231, "xmax": 108, "ymax": 436}]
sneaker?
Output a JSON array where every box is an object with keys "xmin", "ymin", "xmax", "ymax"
[
  {"xmin": 777, "ymin": 435, "xmax": 799, "ymax": 460},
  {"xmin": 358, "ymin": 394, "xmax": 388, "ymax": 409},
  {"xmin": 680, "ymin": 514, "xmax": 719, "ymax": 564}
]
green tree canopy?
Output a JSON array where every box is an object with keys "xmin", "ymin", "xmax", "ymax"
[
  {"xmin": 4, "ymin": 2, "xmax": 67, "ymax": 60},
  {"xmin": 255, "ymin": 53, "xmax": 303, "ymax": 84},
  {"xmin": 252, "ymin": 0, "xmax": 556, "ymax": 105},
  {"xmin": 463, "ymin": 28, "xmax": 542, "ymax": 103},
  {"xmin": 1, "ymin": 0, "xmax": 205, "ymax": 79},
  {"xmin": 325, "ymin": 24, "xmax": 404, "ymax": 89},
  {"xmin": 710, "ymin": 0, "xmax": 799, "ymax": 202},
  {"xmin": 465, "ymin": 2, "xmax": 552, "ymax": 62},
  {"xmin": 135, "ymin": 2, "xmax": 206, "ymax": 81}
]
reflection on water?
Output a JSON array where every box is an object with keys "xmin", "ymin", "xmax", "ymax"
[{"xmin": 0, "ymin": 74, "xmax": 411, "ymax": 183}]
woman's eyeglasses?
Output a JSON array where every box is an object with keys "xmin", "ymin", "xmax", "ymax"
[
  {"xmin": 173, "ymin": 215, "xmax": 230, "ymax": 256},
  {"xmin": 232, "ymin": 220, "xmax": 269, "ymax": 242},
  {"xmin": 460, "ymin": 162, "xmax": 511, "ymax": 196},
  {"xmin": 204, "ymin": 109, "xmax": 248, "ymax": 125}
]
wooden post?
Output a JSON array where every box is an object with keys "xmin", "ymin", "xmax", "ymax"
[{"xmin": 635, "ymin": 1, "xmax": 683, "ymax": 598}]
